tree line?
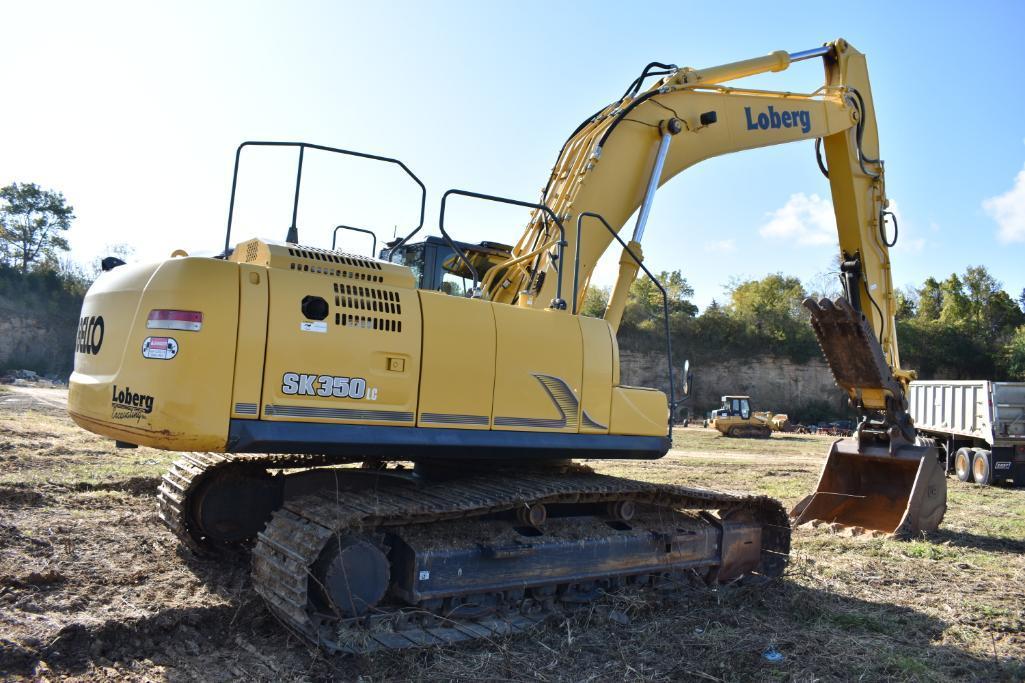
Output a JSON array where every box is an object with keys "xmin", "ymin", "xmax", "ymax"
[{"xmin": 583, "ymin": 267, "xmax": 1025, "ymax": 381}]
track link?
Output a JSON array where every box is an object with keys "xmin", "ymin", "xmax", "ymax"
[
  {"xmin": 251, "ymin": 470, "xmax": 791, "ymax": 653},
  {"xmin": 156, "ymin": 452, "xmax": 335, "ymax": 551}
]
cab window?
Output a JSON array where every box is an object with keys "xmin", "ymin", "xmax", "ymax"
[
  {"xmin": 388, "ymin": 244, "xmax": 424, "ymax": 288},
  {"xmin": 440, "ymin": 271, "xmax": 468, "ymax": 297}
]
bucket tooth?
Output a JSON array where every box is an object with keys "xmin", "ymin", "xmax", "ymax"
[{"xmin": 803, "ymin": 296, "xmax": 900, "ymax": 397}]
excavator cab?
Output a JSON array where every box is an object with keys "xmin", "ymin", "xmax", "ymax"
[{"xmin": 381, "ymin": 236, "xmax": 511, "ymax": 296}]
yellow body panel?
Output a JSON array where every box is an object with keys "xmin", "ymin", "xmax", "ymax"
[
  {"xmin": 417, "ymin": 292, "xmax": 496, "ymax": 429},
  {"xmin": 259, "ymin": 254, "xmax": 422, "ymax": 426},
  {"xmin": 491, "ymin": 305, "xmax": 583, "ymax": 433},
  {"xmin": 578, "ymin": 316, "xmax": 614, "ymax": 433},
  {"xmin": 231, "ymin": 265, "xmax": 268, "ymax": 419},
  {"xmin": 69, "ymin": 257, "xmax": 239, "ymax": 450},
  {"xmin": 610, "ymin": 387, "xmax": 668, "ymax": 437}
]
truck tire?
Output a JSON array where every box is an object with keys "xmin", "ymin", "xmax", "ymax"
[
  {"xmin": 971, "ymin": 449, "xmax": 992, "ymax": 486},
  {"xmin": 954, "ymin": 447, "xmax": 974, "ymax": 483}
]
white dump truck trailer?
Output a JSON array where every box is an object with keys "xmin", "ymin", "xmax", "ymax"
[{"xmin": 909, "ymin": 380, "xmax": 1025, "ymax": 485}]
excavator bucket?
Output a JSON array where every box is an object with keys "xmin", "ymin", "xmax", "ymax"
[
  {"xmin": 793, "ymin": 297, "xmax": 947, "ymax": 536},
  {"xmin": 790, "ymin": 438, "xmax": 946, "ymax": 537}
]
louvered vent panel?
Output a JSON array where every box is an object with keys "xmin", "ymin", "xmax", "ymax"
[
  {"xmin": 332, "ymin": 282, "xmax": 403, "ymax": 333},
  {"xmin": 243, "ymin": 238, "xmax": 260, "ymax": 260},
  {"xmin": 285, "ymin": 246, "xmax": 387, "ymax": 284}
]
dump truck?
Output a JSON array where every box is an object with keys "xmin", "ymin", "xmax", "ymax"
[{"xmin": 909, "ymin": 380, "xmax": 1025, "ymax": 485}]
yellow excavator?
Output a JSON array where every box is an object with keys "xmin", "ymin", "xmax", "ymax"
[{"xmin": 68, "ymin": 39, "xmax": 945, "ymax": 652}]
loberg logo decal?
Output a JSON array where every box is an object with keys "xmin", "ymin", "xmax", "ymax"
[
  {"xmin": 111, "ymin": 384, "xmax": 155, "ymax": 421},
  {"xmin": 76, "ymin": 315, "xmax": 105, "ymax": 355},
  {"xmin": 745, "ymin": 106, "xmax": 811, "ymax": 134}
]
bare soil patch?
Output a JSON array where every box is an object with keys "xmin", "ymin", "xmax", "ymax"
[{"xmin": 0, "ymin": 403, "xmax": 1022, "ymax": 681}]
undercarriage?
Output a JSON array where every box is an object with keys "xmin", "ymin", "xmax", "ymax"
[{"xmin": 158, "ymin": 455, "xmax": 790, "ymax": 653}]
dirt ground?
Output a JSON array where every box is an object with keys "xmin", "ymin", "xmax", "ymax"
[{"xmin": 1, "ymin": 385, "xmax": 1022, "ymax": 682}]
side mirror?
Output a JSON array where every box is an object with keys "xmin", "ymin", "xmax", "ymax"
[{"xmin": 682, "ymin": 359, "xmax": 693, "ymax": 397}]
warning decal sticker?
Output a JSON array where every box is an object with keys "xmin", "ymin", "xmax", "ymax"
[{"xmin": 142, "ymin": 336, "xmax": 178, "ymax": 360}]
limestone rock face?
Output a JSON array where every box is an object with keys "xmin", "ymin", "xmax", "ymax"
[
  {"xmin": 618, "ymin": 349, "xmax": 846, "ymax": 418},
  {"xmin": 0, "ymin": 315, "xmax": 72, "ymax": 376}
]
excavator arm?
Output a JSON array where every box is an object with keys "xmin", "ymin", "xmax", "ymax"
[{"xmin": 480, "ymin": 38, "xmax": 945, "ymax": 536}]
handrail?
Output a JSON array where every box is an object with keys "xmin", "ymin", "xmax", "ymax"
[
  {"xmin": 438, "ymin": 189, "xmax": 567, "ymax": 307},
  {"xmin": 223, "ymin": 141, "xmax": 426, "ymax": 255},
  {"xmin": 331, "ymin": 224, "xmax": 377, "ymax": 257},
  {"xmin": 575, "ymin": 211, "xmax": 677, "ymax": 434}
]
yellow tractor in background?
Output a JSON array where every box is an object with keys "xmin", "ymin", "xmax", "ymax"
[{"xmin": 705, "ymin": 395, "xmax": 788, "ymax": 438}]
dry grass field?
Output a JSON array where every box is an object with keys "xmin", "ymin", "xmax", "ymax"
[{"xmin": 0, "ymin": 387, "xmax": 1022, "ymax": 681}]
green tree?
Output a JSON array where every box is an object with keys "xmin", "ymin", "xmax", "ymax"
[
  {"xmin": 895, "ymin": 287, "xmax": 917, "ymax": 320},
  {"xmin": 1005, "ymin": 326, "xmax": 1025, "ymax": 380},
  {"xmin": 621, "ymin": 270, "xmax": 697, "ymax": 329},
  {"xmin": 580, "ymin": 285, "xmax": 609, "ymax": 318},
  {"xmin": 0, "ymin": 183, "xmax": 75, "ymax": 274},
  {"xmin": 938, "ymin": 273, "xmax": 971, "ymax": 324},
  {"xmin": 727, "ymin": 273, "xmax": 808, "ymax": 340},
  {"xmin": 961, "ymin": 266, "xmax": 1025, "ymax": 338},
  {"xmin": 915, "ymin": 277, "xmax": 943, "ymax": 321}
]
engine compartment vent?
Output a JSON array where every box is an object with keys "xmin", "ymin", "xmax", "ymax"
[{"xmin": 333, "ymin": 282, "xmax": 403, "ymax": 333}]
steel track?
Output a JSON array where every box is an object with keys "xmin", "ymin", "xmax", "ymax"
[{"xmin": 157, "ymin": 455, "xmax": 791, "ymax": 653}]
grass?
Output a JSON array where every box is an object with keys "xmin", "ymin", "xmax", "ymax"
[
  {"xmin": 0, "ymin": 412, "xmax": 174, "ymax": 488},
  {"xmin": 671, "ymin": 425, "xmax": 836, "ymax": 457},
  {"xmin": 1, "ymin": 405, "xmax": 1023, "ymax": 680}
]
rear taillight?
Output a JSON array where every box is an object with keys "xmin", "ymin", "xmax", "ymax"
[{"xmin": 147, "ymin": 310, "xmax": 202, "ymax": 331}]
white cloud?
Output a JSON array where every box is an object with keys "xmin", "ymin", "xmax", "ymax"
[
  {"xmin": 898, "ymin": 237, "xmax": 926, "ymax": 253},
  {"xmin": 760, "ymin": 194, "xmax": 928, "ymax": 253},
  {"xmin": 759, "ymin": 193, "xmax": 837, "ymax": 246},
  {"xmin": 983, "ymin": 163, "xmax": 1025, "ymax": 243},
  {"xmin": 704, "ymin": 238, "xmax": 736, "ymax": 253}
]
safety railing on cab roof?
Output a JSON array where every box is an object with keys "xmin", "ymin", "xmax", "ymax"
[
  {"xmin": 222, "ymin": 141, "xmax": 426, "ymax": 256},
  {"xmin": 573, "ymin": 211, "xmax": 679, "ymax": 434}
]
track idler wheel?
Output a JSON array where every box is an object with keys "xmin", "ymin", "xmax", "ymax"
[
  {"xmin": 516, "ymin": 503, "xmax": 547, "ymax": 528},
  {"xmin": 310, "ymin": 536, "xmax": 390, "ymax": 618},
  {"xmin": 191, "ymin": 467, "xmax": 283, "ymax": 544}
]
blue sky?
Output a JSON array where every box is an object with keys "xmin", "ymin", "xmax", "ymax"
[{"xmin": 3, "ymin": 1, "xmax": 1023, "ymax": 308}]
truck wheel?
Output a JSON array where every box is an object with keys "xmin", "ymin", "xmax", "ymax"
[
  {"xmin": 971, "ymin": 449, "xmax": 992, "ymax": 486},
  {"xmin": 954, "ymin": 448, "xmax": 974, "ymax": 483}
]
